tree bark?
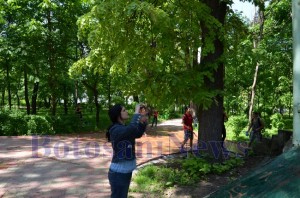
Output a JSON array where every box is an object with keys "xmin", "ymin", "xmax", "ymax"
[
  {"xmin": 248, "ymin": 63, "xmax": 259, "ymax": 121},
  {"xmin": 1, "ymin": 89, "xmax": 5, "ymax": 107},
  {"xmin": 46, "ymin": 9, "xmax": 57, "ymax": 116},
  {"xmin": 133, "ymin": 95, "xmax": 139, "ymax": 103},
  {"xmin": 82, "ymin": 80, "xmax": 100, "ymax": 127},
  {"xmin": 248, "ymin": 8, "xmax": 265, "ymax": 122},
  {"xmin": 63, "ymin": 85, "xmax": 68, "ymax": 115},
  {"xmin": 197, "ymin": 0, "xmax": 227, "ymax": 162},
  {"xmin": 31, "ymin": 82, "xmax": 39, "ymax": 114},
  {"xmin": 6, "ymin": 60, "xmax": 12, "ymax": 110},
  {"xmin": 108, "ymin": 77, "xmax": 111, "ymax": 108},
  {"xmin": 24, "ymin": 64, "xmax": 30, "ymax": 115},
  {"xmin": 74, "ymin": 80, "xmax": 79, "ymax": 105},
  {"xmin": 94, "ymin": 90, "xmax": 100, "ymax": 127}
]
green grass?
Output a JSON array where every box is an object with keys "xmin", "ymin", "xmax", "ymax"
[
  {"xmin": 131, "ymin": 166, "xmax": 165, "ymax": 193},
  {"xmin": 131, "ymin": 156, "xmax": 245, "ymax": 196}
]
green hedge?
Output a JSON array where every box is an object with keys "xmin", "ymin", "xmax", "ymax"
[{"xmin": 0, "ymin": 108, "xmax": 110, "ymax": 136}]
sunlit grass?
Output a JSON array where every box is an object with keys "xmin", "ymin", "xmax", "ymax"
[{"xmin": 131, "ymin": 156, "xmax": 245, "ymax": 196}]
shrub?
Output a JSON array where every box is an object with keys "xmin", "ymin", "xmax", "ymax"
[
  {"xmin": 264, "ymin": 113, "xmax": 292, "ymax": 137},
  {"xmin": 283, "ymin": 117, "xmax": 292, "ymax": 129},
  {"xmin": 0, "ymin": 109, "xmax": 27, "ymax": 136},
  {"xmin": 0, "ymin": 110, "xmax": 9, "ymax": 135},
  {"xmin": 50, "ymin": 114, "xmax": 79, "ymax": 134},
  {"xmin": 270, "ymin": 113, "xmax": 285, "ymax": 129},
  {"xmin": 226, "ymin": 115, "xmax": 248, "ymax": 140},
  {"xmin": 25, "ymin": 115, "xmax": 54, "ymax": 135}
]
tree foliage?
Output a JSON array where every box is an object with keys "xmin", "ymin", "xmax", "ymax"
[{"xmin": 0, "ymin": 0, "xmax": 293, "ymax": 142}]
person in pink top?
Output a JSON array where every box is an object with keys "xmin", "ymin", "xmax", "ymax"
[{"xmin": 180, "ymin": 108, "xmax": 194, "ymax": 151}]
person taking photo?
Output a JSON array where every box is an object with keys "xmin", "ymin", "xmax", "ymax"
[{"xmin": 106, "ymin": 104, "xmax": 148, "ymax": 198}]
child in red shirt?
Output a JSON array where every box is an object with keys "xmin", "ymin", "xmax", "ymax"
[{"xmin": 180, "ymin": 108, "xmax": 194, "ymax": 151}]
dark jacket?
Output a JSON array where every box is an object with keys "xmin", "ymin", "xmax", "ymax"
[{"xmin": 109, "ymin": 114, "xmax": 147, "ymax": 163}]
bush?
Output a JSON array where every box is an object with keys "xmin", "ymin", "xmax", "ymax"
[
  {"xmin": 0, "ymin": 109, "xmax": 27, "ymax": 136},
  {"xmin": 283, "ymin": 117, "xmax": 292, "ymax": 129},
  {"xmin": 270, "ymin": 113, "xmax": 285, "ymax": 129},
  {"xmin": 0, "ymin": 106, "xmax": 110, "ymax": 136},
  {"xmin": 226, "ymin": 115, "xmax": 248, "ymax": 140},
  {"xmin": 264, "ymin": 113, "xmax": 292, "ymax": 137},
  {"xmin": 26, "ymin": 115, "xmax": 54, "ymax": 135},
  {"xmin": 0, "ymin": 109, "xmax": 56, "ymax": 136},
  {"xmin": 0, "ymin": 110, "xmax": 9, "ymax": 135},
  {"xmin": 50, "ymin": 114, "xmax": 80, "ymax": 134}
]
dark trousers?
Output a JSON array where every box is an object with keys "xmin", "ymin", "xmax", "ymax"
[
  {"xmin": 108, "ymin": 169, "xmax": 132, "ymax": 198},
  {"xmin": 249, "ymin": 130, "xmax": 262, "ymax": 146},
  {"xmin": 152, "ymin": 117, "xmax": 157, "ymax": 127}
]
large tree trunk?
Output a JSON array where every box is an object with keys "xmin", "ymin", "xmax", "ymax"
[{"xmin": 197, "ymin": 0, "xmax": 227, "ymax": 162}]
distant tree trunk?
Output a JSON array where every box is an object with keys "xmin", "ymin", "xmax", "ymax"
[
  {"xmin": 94, "ymin": 90, "xmax": 100, "ymax": 127},
  {"xmin": 63, "ymin": 100, "xmax": 68, "ymax": 115},
  {"xmin": 50, "ymin": 96, "xmax": 57, "ymax": 116},
  {"xmin": 74, "ymin": 80, "xmax": 79, "ymax": 105},
  {"xmin": 133, "ymin": 95, "xmax": 139, "ymax": 103},
  {"xmin": 82, "ymin": 80, "xmax": 100, "ymax": 127},
  {"xmin": 248, "ymin": 8, "xmax": 265, "ymax": 122},
  {"xmin": 6, "ymin": 60, "xmax": 12, "ymax": 110},
  {"xmin": 24, "ymin": 64, "xmax": 30, "ymax": 115},
  {"xmin": 63, "ymin": 85, "xmax": 68, "ymax": 115},
  {"xmin": 249, "ymin": 63, "xmax": 259, "ymax": 120},
  {"xmin": 197, "ymin": 0, "xmax": 227, "ymax": 162},
  {"xmin": 31, "ymin": 82, "xmax": 39, "ymax": 114},
  {"xmin": 46, "ymin": 9, "xmax": 57, "ymax": 116},
  {"xmin": 16, "ymin": 92, "xmax": 20, "ymax": 108},
  {"xmin": 108, "ymin": 77, "xmax": 111, "ymax": 107},
  {"xmin": 44, "ymin": 97, "xmax": 51, "ymax": 108},
  {"xmin": 1, "ymin": 89, "xmax": 5, "ymax": 107}
]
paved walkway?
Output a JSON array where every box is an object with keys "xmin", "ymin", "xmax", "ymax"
[{"xmin": 0, "ymin": 119, "xmax": 190, "ymax": 198}]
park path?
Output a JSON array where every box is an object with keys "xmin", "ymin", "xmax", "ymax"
[{"xmin": 0, "ymin": 119, "xmax": 191, "ymax": 198}]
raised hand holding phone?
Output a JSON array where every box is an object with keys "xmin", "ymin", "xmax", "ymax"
[{"xmin": 135, "ymin": 104, "xmax": 148, "ymax": 123}]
